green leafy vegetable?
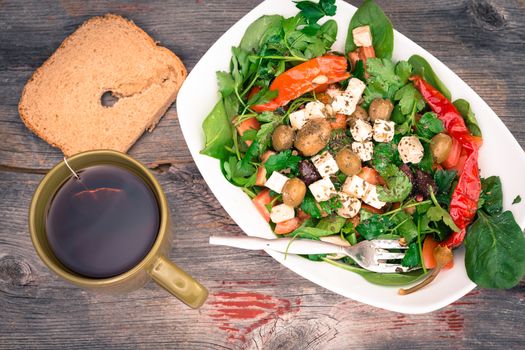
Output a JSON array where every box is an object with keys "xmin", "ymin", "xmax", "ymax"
[
  {"xmin": 322, "ymin": 258, "xmax": 426, "ymax": 286},
  {"xmin": 434, "ymin": 169, "xmax": 457, "ymax": 194},
  {"xmin": 316, "ymin": 215, "xmax": 347, "ymax": 233},
  {"xmin": 239, "ymin": 15, "xmax": 284, "ymax": 53},
  {"xmin": 295, "ymin": 0, "xmax": 336, "ymax": 25},
  {"xmin": 200, "ymin": 100, "xmax": 233, "ymax": 160},
  {"xmin": 393, "ymin": 211, "xmax": 418, "ymax": 243},
  {"xmin": 513, "ymin": 195, "xmax": 522, "ymax": 205},
  {"xmin": 408, "ymin": 54, "xmax": 451, "ymax": 100},
  {"xmin": 291, "ymin": 226, "xmax": 335, "ymax": 239},
  {"xmin": 356, "ymin": 214, "xmax": 394, "ymax": 240},
  {"xmin": 395, "ymin": 60, "xmax": 412, "ymax": 85},
  {"xmin": 372, "ymin": 142, "xmax": 400, "ymax": 174},
  {"xmin": 318, "ymin": 196, "xmax": 342, "ymax": 216},
  {"xmin": 415, "ymin": 143, "xmax": 434, "ymax": 174},
  {"xmin": 426, "ymin": 206, "xmax": 460, "ymax": 232},
  {"xmin": 345, "ymin": 0, "xmax": 394, "ymax": 59},
  {"xmin": 415, "ymin": 112, "xmax": 445, "ymax": 139},
  {"xmin": 301, "ymin": 192, "xmax": 322, "ymax": 219},
  {"xmin": 264, "ymin": 150, "xmax": 301, "ymax": 174},
  {"xmin": 395, "ymin": 84, "xmax": 425, "ymax": 116},
  {"xmin": 401, "ymin": 242, "xmax": 421, "ymax": 268},
  {"xmin": 465, "ymin": 211, "xmax": 525, "ymax": 289},
  {"xmin": 453, "ymin": 99, "xmax": 482, "ymax": 137},
  {"xmin": 480, "ymin": 176, "xmax": 503, "ymax": 215},
  {"xmin": 377, "ymin": 164, "xmax": 412, "ymax": 203}
]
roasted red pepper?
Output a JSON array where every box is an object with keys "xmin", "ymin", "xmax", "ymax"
[
  {"xmin": 252, "ymin": 55, "xmax": 350, "ymax": 112},
  {"xmin": 412, "ymin": 76, "xmax": 482, "ymax": 248}
]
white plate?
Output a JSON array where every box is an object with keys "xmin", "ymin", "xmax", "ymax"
[{"xmin": 176, "ymin": 0, "xmax": 525, "ymax": 314}]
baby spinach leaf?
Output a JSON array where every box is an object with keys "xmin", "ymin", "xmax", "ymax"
[
  {"xmin": 200, "ymin": 100, "xmax": 233, "ymax": 160},
  {"xmin": 401, "ymin": 242, "xmax": 421, "ymax": 268},
  {"xmin": 345, "ymin": 0, "xmax": 394, "ymax": 59},
  {"xmin": 513, "ymin": 195, "xmax": 522, "ymax": 205},
  {"xmin": 291, "ymin": 226, "xmax": 334, "ymax": 239},
  {"xmin": 216, "ymin": 71, "xmax": 236, "ymax": 97},
  {"xmin": 480, "ymin": 176, "xmax": 503, "ymax": 215},
  {"xmin": 356, "ymin": 214, "xmax": 394, "ymax": 240},
  {"xmin": 239, "ymin": 15, "xmax": 284, "ymax": 53},
  {"xmin": 301, "ymin": 192, "xmax": 322, "ymax": 218},
  {"xmin": 416, "ymin": 112, "xmax": 445, "ymax": 139},
  {"xmin": 264, "ymin": 150, "xmax": 301, "ymax": 173},
  {"xmin": 465, "ymin": 211, "xmax": 525, "ymax": 289},
  {"xmin": 408, "ymin": 54, "xmax": 451, "ymax": 100},
  {"xmin": 453, "ymin": 99, "xmax": 482, "ymax": 137},
  {"xmin": 434, "ymin": 169, "xmax": 457, "ymax": 194},
  {"xmin": 322, "ymin": 258, "xmax": 426, "ymax": 286}
]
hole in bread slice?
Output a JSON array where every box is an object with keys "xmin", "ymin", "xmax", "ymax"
[{"xmin": 101, "ymin": 91, "xmax": 119, "ymax": 107}]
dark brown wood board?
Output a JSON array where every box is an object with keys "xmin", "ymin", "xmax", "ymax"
[{"xmin": 1, "ymin": 0, "xmax": 524, "ymax": 349}]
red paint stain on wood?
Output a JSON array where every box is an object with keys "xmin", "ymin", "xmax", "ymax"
[
  {"xmin": 207, "ymin": 291, "xmax": 301, "ymax": 344},
  {"xmin": 436, "ymin": 309, "xmax": 465, "ymax": 333}
]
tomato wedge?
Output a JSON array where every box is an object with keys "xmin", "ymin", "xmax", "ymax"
[
  {"xmin": 235, "ymin": 117, "xmax": 260, "ymax": 146},
  {"xmin": 357, "ymin": 167, "xmax": 385, "ymax": 186},
  {"xmin": 252, "ymin": 189, "xmax": 273, "ymax": 222},
  {"xmin": 255, "ymin": 150, "xmax": 276, "ymax": 186},
  {"xmin": 274, "ymin": 217, "xmax": 302, "ymax": 234},
  {"xmin": 442, "ymin": 137, "xmax": 461, "ymax": 169},
  {"xmin": 329, "ymin": 113, "xmax": 347, "ymax": 130},
  {"xmin": 422, "ymin": 236, "xmax": 454, "ymax": 269},
  {"xmin": 252, "ymin": 55, "xmax": 350, "ymax": 112}
]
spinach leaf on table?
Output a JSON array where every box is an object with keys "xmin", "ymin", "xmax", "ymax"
[
  {"xmin": 513, "ymin": 195, "xmax": 522, "ymax": 205},
  {"xmin": 200, "ymin": 100, "xmax": 233, "ymax": 160},
  {"xmin": 465, "ymin": 211, "xmax": 525, "ymax": 289},
  {"xmin": 345, "ymin": 0, "xmax": 394, "ymax": 59},
  {"xmin": 408, "ymin": 54, "xmax": 451, "ymax": 100},
  {"xmin": 453, "ymin": 99, "xmax": 482, "ymax": 137},
  {"xmin": 480, "ymin": 176, "xmax": 503, "ymax": 215}
]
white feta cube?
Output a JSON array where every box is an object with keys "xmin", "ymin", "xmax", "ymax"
[
  {"xmin": 289, "ymin": 109, "xmax": 308, "ymax": 130},
  {"xmin": 264, "ymin": 172, "xmax": 289, "ymax": 194},
  {"xmin": 331, "ymin": 78, "xmax": 366, "ymax": 115},
  {"xmin": 398, "ymin": 135, "xmax": 425, "ymax": 164},
  {"xmin": 362, "ymin": 184, "xmax": 386, "ymax": 209},
  {"xmin": 337, "ymin": 192, "xmax": 362, "ymax": 218},
  {"xmin": 305, "ymin": 101, "xmax": 326, "ymax": 120},
  {"xmin": 326, "ymin": 85, "xmax": 342, "ymax": 99},
  {"xmin": 352, "ymin": 25, "xmax": 373, "ymax": 47},
  {"xmin": 308, "ymin": 177, "xmax": 335, "ymax": 202},
  {"xmin": 311, "ymin": 151, "xmax": 339, "ymax": 178},
  {"xmin": 351, "ymin": 141, "xmax": 374, "ymax": 162},
  {"xmin": 351, "ymin": 119, "xmax": 373, "ymax": 142},
  {"xmin": 270, "ymin": 203, "xmax": 295, "ymax": 223},
  {"xmin": 373, "ymin": 119, "xmax": 395, "ymax": 143},
  {"xmin": 342, "ymin": 174, "xmax": 369, "ymax": 199}
]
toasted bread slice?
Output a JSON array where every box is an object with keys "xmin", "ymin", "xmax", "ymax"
[{"xmin": 19, "ymin": 14, "xmax": 186, "ymax": 156}]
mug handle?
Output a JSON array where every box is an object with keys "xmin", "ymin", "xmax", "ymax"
[{"xmin": 148, "ymin": 255, "xmax": 208, "ymax": 308}]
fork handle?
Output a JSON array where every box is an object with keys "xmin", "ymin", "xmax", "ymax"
[{"xmin": 209, "ymin": 236, "xmax": 346, "ymax": 255}]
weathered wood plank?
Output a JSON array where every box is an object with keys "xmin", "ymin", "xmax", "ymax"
[{"xmin": 1, "ymin": 0, "xmax": 525, "ymax": 349}]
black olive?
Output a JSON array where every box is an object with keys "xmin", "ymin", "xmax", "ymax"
[
  {"xmin": 415, "ymin": 169, "xmax": 438, "ymax": 199},
  {"xmin": 298, "ymin": 160, "xmax": 321, "ymax": 186}
]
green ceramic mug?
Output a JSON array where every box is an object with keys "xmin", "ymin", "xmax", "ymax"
[{"xmin": 29, "ymin": 150, "xmax": 208, "ymax": 308}]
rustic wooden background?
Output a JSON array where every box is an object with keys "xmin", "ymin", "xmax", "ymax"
[{"xmin": 1, "ymin": 0, "xmax": 524, "ymax": 349}]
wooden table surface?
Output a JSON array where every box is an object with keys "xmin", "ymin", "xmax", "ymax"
[{"xmin": 1, "ymin": 0, "xmax": 524, "ymax": 349}]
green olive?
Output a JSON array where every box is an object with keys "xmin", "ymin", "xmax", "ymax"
[
  {"xmin": 369, "ymin": 98, "xmax": 394, "ymax": 122},
  {"xmin": 430, "ymin": 133, "xmax": 453, "ymax": 163},
  {"xmin": 335, "ymin": 148, "xmax": 362, "ymax": 176},
  {"xmin": 272, "ymin": 125, "xmax": 295, "ymax": 151},
  {"xmin": 282, "ymin": 178, "xmax": 307, "ymax": 207}
]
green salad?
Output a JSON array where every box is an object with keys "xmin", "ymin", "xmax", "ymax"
[{"xmin": 201, "ymin": 0, "xmax": 525, "ymax": 291}]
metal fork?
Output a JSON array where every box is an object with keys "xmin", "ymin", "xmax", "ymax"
[{"xmin": 209, "ymin": 236, "xmax": 414, "ymax": 273}]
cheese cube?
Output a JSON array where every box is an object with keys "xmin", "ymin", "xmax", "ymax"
[
  {"xmin": 398, "ymin": 135, "xmax": 425, "ymax": 164},
  {"xmin": 352, "ymin": 25, "xmax": 373, "ymax": 47},
  {"xmin": 305, "ymin": 101, "xmax": 326, "ymax": 120},
  {"xmin": 351, "ymin": 141, "xmax": 374, "ymax": 162},
  {"xmin": 373, "ymin": 119, "xmax": 395, "ymax": 143},
  {"xmin": 308, "ymin": 177, "xmax": 335, "ymax": 202},
  {"xmin": 326, "ymin": 85, "xmax": 342, "ymax": 99},
  {"xmin": 270, "ymin": 203, "xmax": 295, "ymax": 223},
  {"xmin": 311, "ymin": 151, "xmax": 339, "ymax": 177},
  {"xmin": 264, "ymin": 172, "xmax": 289, "ymax": 194},
  {"xmin": 342, "ymin": 174, "xmax": 369, "ymax": 199},
  {"xmin": 337, "ymin": 192, "xmax": 362, "ymax": 218},
  {"xmin": 363, "ymin": 184, "xmax": 386, "ymax": 209},
  {"xmin": 351, "ymin": 119, "xmax": 373, "ymax": 142},
  {"xmin": 331, "ymin": 78, "xmax": 366, "ymax": 115},
  {"xmin": 289, "ymin": 109, "xmax": 308, "ymax": 130}
]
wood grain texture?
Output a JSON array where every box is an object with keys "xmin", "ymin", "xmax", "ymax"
[{"xmin": 0, "ymin": 0, "xmax": 524, "ymax": 349}]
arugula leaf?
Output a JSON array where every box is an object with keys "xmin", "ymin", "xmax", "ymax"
[
  {"xmin": 408, "ymin": 54, "xmax": 451, "ymax": 100},
  {"xmin": 239, "ymin": 15, "xmax": 284, "ymax": 53},
  {"xmin": 345, "ymin": 0, "xmax": 394, "ymax": 59},
  {"xmin": 200, "ymin": 100, "xmax": 233, "ymax": 160},
  {"xmin": 316, "ymin": 215, "xmax": 347, "ymax": 233},
  {"xmin": 401, "ymin": 242, "xmax": 421, "ymax": 268},
  {"xmin": 356, "ymin": 214, "xmax": 394, "ymax": 240},
  {"xmin": 453, "ymin": 99, "xmax": 482, "ymax": 137},
  {"xmin": 465, "ymin": 211, "xmax": 525, "ymax": 289},
  {"xmin": 434, "ymin": 169, "xmax": 457, "ymax": 194},
  {"xmin": 394, "ymin": 84, "xmax": 426, "ymax": 116},
  {"xmin": 416, "ymin": 112, "xmax": 445, "ymax": 139},
  {"xmin": 264, "ymin": 150, "xmax": 301, "ymax": 174},
  {"xmin": 513, "ymin": 195, "xmax": 522, "ymax": 205},
  {"xmin": 480, "ymin": 176, "xmax": 503, "ymax": 215},
  {"xmin": 301, "ymin": 192, "xmax": 322, "ymax": 218}
]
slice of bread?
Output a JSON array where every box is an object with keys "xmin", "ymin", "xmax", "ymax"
[{"xmin": 19, "ymin": 14, "xmax": 186, "ymax": 156}]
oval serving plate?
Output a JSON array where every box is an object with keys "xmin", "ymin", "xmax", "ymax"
[{"xmin": 177, "ymin": 0, "xmax": 525, "ymax": 314}]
